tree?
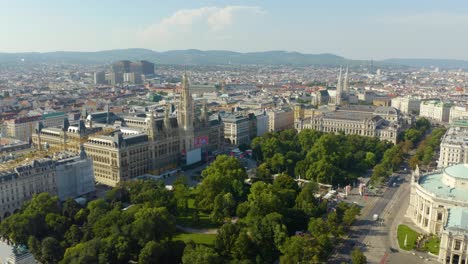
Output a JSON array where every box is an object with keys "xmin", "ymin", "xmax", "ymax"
[
  {"xmin": 250, "ymin": 213, "xmax": 288, "ymax": 263},
  {"xmin": 64, "ymin": 225, "xmax": 82, "ymax": 246},
  {"xmin": 41, "ymin": 237, "xmax": 63, "ymax": 264},
  {"xmin": 24, "ymin": 193, "xmax": 60, "ymax": 215},
  {"xmin": 182, "ymin": 243, "xmax": 222, "ymax": 264},
  {"xmin": 173, "ymin": 177, "xmax": 190, "ymax": 215},
  {"xmin": 351, "ymin": 248, "xmax": 367, "ymax": 264},
  {"xmin": 267, "ymin": 153, "xmax": 285, "ymax": 174},
  {"xmin": 280, "ymin": 236, "xmax": 318, "ymax": 264},
  {"xmin": 139, "ymin": 241, "xmax": 164, "ymax": 264},
  {"xmin": 131, "ymin": 206, "xmax": 176, "ymax": 247},
  {"xmin": 232, "ymin": 231, "xmax": 256, "ymax": 261},
  {"xmin": 256, "ymin": 163, "xmax": 272, "ymax": 181},
  {"xmin": 211, "ymin": 193, "xmax": 236, "ymax": 224},
  {"xmin": 297, "ymin": 129, "xmax": 322, "ymax": 151},
  {"xmin": 364, "ymin": 152, "xmax": 376, "ymax": 167},
  {"xmin": 196, "ymin": 155, "xmax": 247, "ymax": 211},
  {"xmin": 404, "ymin": 128, "xmax": 423, "ymax": 143},
  {"xmin": 247, "ymin": 182, "xmax": 284, "ymax": 217},
  {"xmin": 27, "ymin": 236, "xmax": 42, "ymax": 260},
  {"xmin": 215, "ymin": 223, "xmax": 240, "ymax": 257},
  {"xmin": 62, "ymin": 199, "xmax": 81, "ymax": 219},
  {"xmin": 308, "ymin": 218, "xmax": 328, "ymax": 235},
  {"xmin": 46, "ymin": 213, "xmax": 70, "ymax": 237}
]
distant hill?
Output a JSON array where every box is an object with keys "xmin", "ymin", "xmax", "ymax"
[
  {"xmin": 0, "ymin": 49, "xmax": 355, "ymax": 66},
  {"xmin": 383, "ymin": 58, "xmax": 468, "ymax": 69},
  {"xmin": 1, "ymin": 48, "xmax": 467, "ymax": 68}
]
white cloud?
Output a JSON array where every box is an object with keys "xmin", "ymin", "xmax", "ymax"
[
  {"xmin": 207, "ymin": 6, "xmax": 265, "ymax": 31},
  {"xmin": 138, "ymin": 6, "xmax": 265, "ymax": 49}
]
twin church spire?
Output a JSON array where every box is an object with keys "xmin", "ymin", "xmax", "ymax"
[{"xmin": 334, "ymin": 66, "xmax": 350, "ymax": 106}]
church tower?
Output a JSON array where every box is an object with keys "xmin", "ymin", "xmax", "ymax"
[
  {"xmin": 178, "ymin": 73, "xmax": 195, "ymax": 152},
  {"xmin": 343, "ymin": 66, "xmax": 349, "ymax": 96},
  {"xmin": 335, "ymin": 67, "xmax": 342, "ymax": 106},
  {"xmin": 200, "ymin": 100, "xmax": 208, "ymax": 125},
  {"xmin": 146, "ymin": 110, "xmax": 156, "ymax": 141}
]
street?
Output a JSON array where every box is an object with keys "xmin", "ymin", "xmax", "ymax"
[{"xmin": 331, "ymin": 172, "xmax": 438, "ymax": 264}]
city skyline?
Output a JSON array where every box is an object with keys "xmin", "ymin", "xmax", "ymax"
[{"xmin": 1, "ymin": 0, "xmax": 468, "ymax": 60}]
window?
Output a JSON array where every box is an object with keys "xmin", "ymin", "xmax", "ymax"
[
  {"xmin": 454, "ymin": 240, "xmax": 462, "ymax": 250},
  {"xmin": 437, "ymin": 213, "xmax": 443, "ymax": 221}
]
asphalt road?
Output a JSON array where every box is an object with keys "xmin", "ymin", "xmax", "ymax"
[{"xmin": 330, "ymin": 176, "xmax": 401, "ymax": 264}]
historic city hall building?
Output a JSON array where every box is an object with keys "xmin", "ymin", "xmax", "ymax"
[{"xmin": 32, "ymin": 74, "xmax": 223, "ymax": 186}]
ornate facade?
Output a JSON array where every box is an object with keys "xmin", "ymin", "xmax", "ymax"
[
  {"xmin": 35, "ymin": 74, "xmax": 223, "ymax": 187},
  {"xmin": 407, "ymin": 164, "xmax": 468, "ymax": 264},
  {"xmin": 437, "ymin": 118, "xmax": 468, "ymax": 168},
  {"xmin": 295, "ymin": 105, "xmax": 401, "ymax": 143}
]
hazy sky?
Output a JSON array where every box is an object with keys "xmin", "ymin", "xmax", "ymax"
[{"xmin": 1, "ymin": 0, "xmax": 468, "ymax": 59}]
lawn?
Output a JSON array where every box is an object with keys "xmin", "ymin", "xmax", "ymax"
[
  {"xmin": 175, "ymin": 198, "xmax": 220, "ymax": 229},
  {"xmin": 173, "ymin": 232, "xmax": 216, "ymax": 246},
  {"xmin": 397, "ymin": 224, "xmax": 420, "ymax": 250},
  {"xmin": 424, "ymin": 236, "xmax": 440, "ymax": 255}
]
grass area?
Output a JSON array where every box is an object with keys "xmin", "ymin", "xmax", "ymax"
[
  {"xmin": 397, "ymin": 224, "xmax": 420, "ymax": 250},
  {"xmin": 173, "ymin": 232, "xmax": 216, "ymax": 246},
  {"xmin": 424, "ymin": 236, "xmax": 440, "ymax": 255},
  {"xmin": 175, "ymin": 198, "xmax": 219, "ymax": 229}
]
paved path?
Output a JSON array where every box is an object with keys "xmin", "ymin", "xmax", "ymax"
[{"xmin": 176, "ymin": 225, "xmax": 218, "ymax": 235}]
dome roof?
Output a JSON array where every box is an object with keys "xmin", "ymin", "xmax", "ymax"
[{"xmin": 444, "ymin": 163, "xmax": 468, "ymax": 179}]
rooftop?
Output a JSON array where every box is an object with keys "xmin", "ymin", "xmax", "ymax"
[
  {"xmin": 446, "ymin": 207, "xmax": 468, "ymax": 231},
  {"xmin": 445, "ymin": 163, "xmax": 468, "ymax": 179},
  {"xmin": 419, "ymin": 165, "xmax": 468, "ymax": 202}
]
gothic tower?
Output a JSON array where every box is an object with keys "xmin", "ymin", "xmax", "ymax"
[
  {"xmin": 335, "ymin": 67, "xmax": 342, "ymax": 106},
  {"xmin": 178, "ymin": 73, "xmax": 195, "ymax": 152},
  {"xmin": 146, "ymin": 110, "xmax": 156, "ymax": 141},
  {"xmin": 200, "ymin": 100, "xmax": 208, "ymax": 125},
  {"xmin": 343, "ymin": 66, "xmax": 349, "ymax": 96}
]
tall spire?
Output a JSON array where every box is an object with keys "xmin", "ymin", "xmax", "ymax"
[
  {"xmin": 178, "ymin": 73, "xmax": 194, "ymax": 130},
  {"xmin": 201, "ymin": 100, "xmax": 208, "ymax": 124},
  {"xmin": 81, "ymin": 107, "xmax": 88, "ymax": 120},
  {"xmin": 164, "ymin": 105, "xmax": 171, "ymax": 130},
  {"xmin": 336, "ymin": 67, "xmax": 342, "ymax": 106},
  {"xmin": 146, "ymin": 110, "xmax": 156, "ymax": 140},
  {"xmin": 105, "ymin": 104, "xmax": 110, "ymax": 125},
  {"xmin": 343, "ymin": 65, "xmax": 349, "ymax": 95},
  {"xmin": 178, "ymin": 72, "xmax": 195, "ymax": 152}
]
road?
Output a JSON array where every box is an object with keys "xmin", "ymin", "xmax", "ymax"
[
  {"xmin": 330, "ymin": 172, "xmax": 438, "ymax": 264},
  {"xmin": 330, "ymin": 175, "xmax": 402, "ymax": 263}
]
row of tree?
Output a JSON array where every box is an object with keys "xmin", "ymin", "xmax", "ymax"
[
  {"xmin": 370, "ymin": 117, "xmax": 435, "ymax": 184},
  {"xmin": 251, "ymin": 129, "xmax": 393, "ymax": 186},
  {"xmin": 409, "ymin": 127, "xmax": 447, "ymax": 169}
]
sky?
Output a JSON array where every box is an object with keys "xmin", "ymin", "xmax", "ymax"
[{"xmin": 1, "ymin": 0, "xmax": 468, "ymax": 60}]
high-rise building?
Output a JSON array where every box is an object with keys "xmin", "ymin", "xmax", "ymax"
[
  {"xmin": 123, "ymin": 72, "xmax": 142, "ymax": 84},
  {"xmin": 107, "ymin": 72, "xmax": 124, "ymax": 85},
  {"xmin": 111, "ymin": 60, "xmax": 131, "ymax": 73},
  {"xmin": 93, "ymin": 71, "xmax": 106, "ymax": 85},
  {"xmin": 140, "ymin": 60, "xmax": 155, "ymax": 75}
]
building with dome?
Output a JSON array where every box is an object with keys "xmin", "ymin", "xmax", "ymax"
[{"xmin": 407, "ymin": 163, "xmax": 468, "ymax": 263}]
